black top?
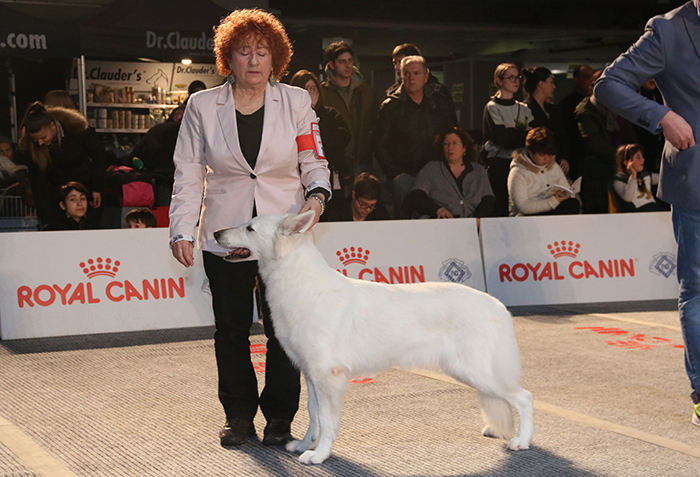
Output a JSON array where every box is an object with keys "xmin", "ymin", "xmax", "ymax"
[{"xmin": 236, "ymin": 106, "xmax": 265, "ymax": 169}]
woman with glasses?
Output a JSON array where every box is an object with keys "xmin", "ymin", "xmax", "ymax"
[
  {"xmin": 399, "ymin": 127, "xmax": 494, "ymax": 219},
  {"xmin": 322, "ymin": 172, "xmax": 390, "ymax": 221},
  {"xmin": 482, "ymin": 63, "xmax": 533, "ymax": 216},
  {"xmin": 521, "ymin": 67, "xmax": 571, "ymax": 177}
]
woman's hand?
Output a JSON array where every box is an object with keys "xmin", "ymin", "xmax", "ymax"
[
  {"xmin": 91, "ymin": 191, "xmax": 102, "ymax": 208},
  {"xmin": 554, "ymin": 191, "xmax": 569, "ymax": 203},
  {"xmin": 558, "ymin": 159, "xmax": 570, "ymax": 176},
  {"xmin": 436, "ymin": 207, "xmax": 454, "ymax": 219},
  {"xmin": 626, "ymin": 162, "xmax": 637, "ymax": 179},
  {"xmin": 299, "ymin": 198, "xmax": 322, "ymax": 228},
  {"xmin": 172, "ymin": 240, "xmax": 195, "ymax": 268}
]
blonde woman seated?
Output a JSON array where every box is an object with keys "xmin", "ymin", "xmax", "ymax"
[
  {"xmin": 508, "ymin": 127, "xmax": 580, "ymax": 216},
  {"xmin": 612, "ymin": 143, "xmax": 662, "ymax": 212},
  {"xmin": 399, "ymin": 127, "xmax": 494, "ymax": 219}
]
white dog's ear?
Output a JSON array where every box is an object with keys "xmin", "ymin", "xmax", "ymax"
[{"xmin": 279, "ymin": 210, "xmax": 316, "ymax": 236}]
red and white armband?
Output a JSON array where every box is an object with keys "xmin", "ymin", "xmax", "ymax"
[{"xmin": 296, "ymin": 122, "xmax": 326, "ymax": 160}]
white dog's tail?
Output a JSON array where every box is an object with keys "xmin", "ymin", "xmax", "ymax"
[{"xmin": 478, "ymin": 392, "xmax": 514, "ymax": 438}]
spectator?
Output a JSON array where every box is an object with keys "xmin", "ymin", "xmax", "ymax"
[
  {"xmin": 400, "ymin": 127, "xmax": 493, "ymax": 219},
  {"xmin": 611, "ymin": 144, "xmax": 661, "ymax": 212},
  {"xmin": 16, "ymin": 102, "xmax": 106, "ymax": 227},
  {"xmin": 126, "ymin": 207, "xmax": 157, "ymax": 228},
  {"xmin": 43, "ymin": 181, "xmax": 95, "ymax": 230},
  {"xmin": 169, "ymin": 9, "xmax": 331, "ymax": 448},
  {"xmin": 593, "ymin": 0, "xmax": 700, "ymax": 426},
  {"xmin": 375, "ymin": 55, "xmax": 458, "ymax": 215},
  {"xmin": 482, "ymin": 63, "xmax": 534, "ymax": 217},
  {"xmin": 320, "ymin": 41, "xmax": 378, "ymax": 196},
  {"xmin": 290, "ymin": 69, "xmax": 350, "ymax": 194},
  {"xmin": 521, "ymin": 67, "xmax": 571, "ymax": 176},
  {"xmin": 558, "ymin": 65, "xmax": 594, "ymax": 179},
  {"xmin": 323, "ymin": 172, "xmax": 390, "ymax": 221},
  {"xmin": 385, "ymin": 43, "xmax": 453, "ymax": 106},
  {"xmin": 43, "ymin": 90, "xmax": 78, "ymax": 110},
  {"xmin": 507, "ymin": 127, "xmax": 580, "ymax": 216},
  {"xmin": 168, "ymin": 80, "xmax": 206, "ymax": 123},
  {"xmin": 0, "ymin": 136, "xmax": 27, "ymax": 188},
  {"xmin": 575, "ymin": 70, "xmax": 637, "ymax": 214}
]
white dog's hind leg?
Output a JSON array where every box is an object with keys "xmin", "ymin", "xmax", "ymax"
[
  {"xmin": 298, "ymin": 371, "xmax": 348, "ymax": 465},
  {"xmin": 478, "ymin": 391, "xmax": 515, "ymax": 439},
  {"xmin": 504, "ymin": 388, "xmax": 534, "ymax": 450},
  {"xmin": 287, "ymin": 377, "xmax": 319, "ymax": 453}
]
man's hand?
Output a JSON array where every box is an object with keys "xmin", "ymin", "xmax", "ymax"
[{"xmin": 660, "ymin": 110, "xmax": 696, "ymax": 150}]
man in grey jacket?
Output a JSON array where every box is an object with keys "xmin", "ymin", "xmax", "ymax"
[{"xmin": 594, "ymin": 0, "xmax": 700, "ymax": 426}]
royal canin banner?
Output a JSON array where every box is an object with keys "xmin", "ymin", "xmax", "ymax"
[
  {"xmin": 312, "ymin": 219, "xmax": 485, "ymax": 291},
  {"xmin": 0, "ymin": 228, "xmax": 213, "ymax": 340},
  {"xmin": 480, "ymin": 212, "xmax": 679, "ymax": 306}
]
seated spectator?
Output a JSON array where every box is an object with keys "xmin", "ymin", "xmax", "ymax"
[
  {"xmin": 612, "ymin": 143, "xmax": 662, "ymax": 212},
  {"xmin": 323, "ymin": 172, "xmax": 390, "ymax": 222},
  {"xmin": 0, "ymin": 136, "xmax": 28, "ymax": 188},
  {"xmin": 399, "ymin": 127, "xmax": 494, "ymax": 219},
  {"xmin": 508, "ymin": 127, "xmax": 580, "ymax": 216},
  {"xmin": 43, "ymin": 181, "xmax": 95, "ymax": 230},
  {"xmin": 125, "ymin": 207, "xmax": 157, "ymax": 228}
]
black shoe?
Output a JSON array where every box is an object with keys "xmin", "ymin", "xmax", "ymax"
[
  {"xmin": 262, "ymin": 418, "xmax": 293, "ymax": 446},
  {"xmin": 219, "ymin": 419, "xmax": 255, "ymax": 447}
]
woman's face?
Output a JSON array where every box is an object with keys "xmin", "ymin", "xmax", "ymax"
[
  {"xmin": 539, "ymin": 75, "xmax": 556, "ymax": 100},
  {"xmin": 529, "ymin": 150, "xmax": 555, "ymax": 167},
  {"xmin": 625, "ymin": 151, "xmax": 645, "ymax": 173},
  {"xmin": 304, "ymin": 79, "xmax": 320, "ymax": 107},
  {"xmin": 229, "ymin": 37, "xmax": 273, "ymax": 89},
  {"xmin": 499, "ymin": 68, "xmax": 521, "ymax": 95},
  {"xmin": 443, "ymin": 133, "xmax": 467, "ymax": 163},
  {"xmin": 60, "ymin": 189, "xmax": 87, "ymax": 221},
  {"xmin": 0, "ymin": 142, "xmax": 12, "ymax": 159},
  {"xmin": 351, "ymin": 191, "xmax": 377, "ymax": 221},
  {"xmin": 29, "ymin": 122, "xmax": 57, "ymax": 146}
]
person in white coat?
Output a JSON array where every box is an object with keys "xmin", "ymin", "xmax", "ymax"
[
  {"xmin": 169, "ymin": 9, "xmax": 331, "ymax": 448},
  {"xmin": 508, "ymin": 127, "xmax": 580, "ymax": 216}
]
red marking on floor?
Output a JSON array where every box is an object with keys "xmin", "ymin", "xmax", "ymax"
[
  {"xmin": 252, "ymin": 362, "xmax": 266, "ymax": 373},
  {"xmin": 250, "ymin": 344, "xmax": 267, "ymax": 355},
  {"xmin": 577, "ymin": 327, "xmax": 682, "ymax": 349},
  {"xmin": 350, "ymin": 377, "xmax": 374, "ymax": 384}
]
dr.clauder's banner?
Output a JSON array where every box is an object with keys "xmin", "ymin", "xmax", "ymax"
[
  {"xmin": 480, "ymin": 212, "xmax": 678, "ymax": 306},
  {"xmin": 0, "ymin": 228, "xmax": 214, "ymax": 340},
  {"xmin": 313, "ymin": 219, "xmax": 485, "ymax": 291}
]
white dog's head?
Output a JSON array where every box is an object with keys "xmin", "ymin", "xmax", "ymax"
[{"xmin": 214, "ymin": 210, "xmax": 316, "ymax": 263}]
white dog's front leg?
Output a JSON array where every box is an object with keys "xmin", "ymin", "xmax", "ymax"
[
  {"xmin": 298, "ymin": 371, "xmax": 347, "ymax": 465},
  {"xmin": 286, "ymin": 377, "xmax": 319, "ymax": 453}
]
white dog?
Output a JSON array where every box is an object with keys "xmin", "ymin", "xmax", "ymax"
[{"xmin": 214, "ymin": 211, "xmax": 534, "ymax": 465}]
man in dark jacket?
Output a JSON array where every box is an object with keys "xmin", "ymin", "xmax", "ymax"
[
  {"xmin": 385, "ymin": 43, "xmax": 453, "ymax": 109},
  {"xmin": 375, "ymin": 56, "xmax": 458, "ymax": 215},
  {"xmin": 320, "ymin": 41, "xmax": 378, "ymax": 197}
]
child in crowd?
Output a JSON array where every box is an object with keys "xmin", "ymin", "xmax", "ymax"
[
  {"xmin": 44, "ymin": 181, "xmax": 94, "ymax": 230},
  {"xmin": 508, "ymin": 127, "xmax": 580, "ymax": 216},
  {"xmin": 125, "ymin": 207, "xmax": 157, "ymax": 228},
  {"xmin": 612, "ymin": 143, "xmax": 661, "ymax": 212}
]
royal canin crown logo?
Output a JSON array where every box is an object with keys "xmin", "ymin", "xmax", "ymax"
[
  {"xmin": 336, "ymin": 247, "xmax": 370, "ymax": 266},
  {"xmin": 80, "ymin": 257, "xmax": 120, "ymax": 279},
  {"xmin": 547, "ymin": 241, "xmax": 580, "ymax": 259}
]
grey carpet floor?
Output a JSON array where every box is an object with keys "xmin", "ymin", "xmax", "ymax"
[{"xmin": 1, "ymin": 301, "xmax": 699, "ymax": 476}]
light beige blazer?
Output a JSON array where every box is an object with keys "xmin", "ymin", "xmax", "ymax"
[{"xmin": 169, "ymin": 82, "xmax": 331, "ymax": 254}]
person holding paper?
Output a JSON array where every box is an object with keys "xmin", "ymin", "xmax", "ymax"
[{"xmin": 507, "ymin": 127, "xmax": 580, "ymax": 216}]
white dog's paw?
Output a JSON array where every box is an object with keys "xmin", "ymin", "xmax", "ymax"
[
  {"xmin": 481, "ymin": 425, "xmax": 499, "ymax": 438},
  {"xmin": 286, "ymin": 439, "xmax": 310, "ymax": 453},
  {"xmin": 299, "ymin": 450, "xmax": 329, "ymax": 465},
  {"xmin": 507, "ymin": 436, "xmax": 531, "ymax": 451}
]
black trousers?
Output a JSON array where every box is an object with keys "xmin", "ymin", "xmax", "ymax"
[{"xmin": 203, "ymin": 252, "xmax": 300, "ymax": 423}]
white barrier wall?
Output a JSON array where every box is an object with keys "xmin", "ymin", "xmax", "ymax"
[
  {"xmin": 313, "ymin": 218, "xmax": 485, "ymax": 290},
  {"xmin": 480, "ymin": 212, "xmax": 679, "ymax": 306},
  {"xmin": 0, "ymin": 228, "xmax": 214, "ymax": 340}
]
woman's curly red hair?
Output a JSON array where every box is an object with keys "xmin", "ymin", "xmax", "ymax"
[{"xmin": 214, "ymin": 9, "xmax": 293, "ymax": 81}]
